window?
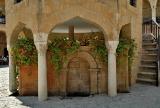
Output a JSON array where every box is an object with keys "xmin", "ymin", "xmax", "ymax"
[
  {"xmin": 15, "ymin": 0, "xmax": 22, "ymax": 4},
  {"xmin": 130, "ymin": 0, "xmax": 136, "ymax": 7}
]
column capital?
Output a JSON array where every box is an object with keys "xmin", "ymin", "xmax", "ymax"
[
  {"xmin": 34, "ymin": 33, "xmax": 48, "ymax": 56},
  {"xmin": 106, "ymin": 41, "xmax": 119, "ymax": 54},
  {"xmin": 149, "ymin": 0, "xmax": 158, "ymax": 7}
]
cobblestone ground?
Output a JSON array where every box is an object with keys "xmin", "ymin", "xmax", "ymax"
[{"xmin": 1, "ymin": 66, "xmax": 160, "ymax": 108}]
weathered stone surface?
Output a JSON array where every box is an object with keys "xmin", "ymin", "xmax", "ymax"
[{"xmin": 2, "ymin": 0, "xmax": 148, "ymax": 98}]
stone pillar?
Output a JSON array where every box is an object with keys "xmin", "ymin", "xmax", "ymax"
[
  {"xmin": 7, "ymin": 45, "xmax": 17, "ymax": 93},
  {"xmin": 149, "ymin": 0, "xmax": 158, "ymax": 22},
  {"xmin": 106, "ymin": 41, "xmax": 119, "ymax": 97},
  {"xmin": 34, "ymin": 33, "xmax": 48, "ymax": 101},
  {"xmin": 151, "ymin": 6, "xmax": 157, "ymax": 22}
]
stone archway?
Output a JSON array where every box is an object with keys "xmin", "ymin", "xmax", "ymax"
[
  {"xmin": 9, "ymin": 22, "xmax": 34, "ymax": 47},
  {"xmin": 117, "ymin": 23, "xmax": 131, "ymax": 91},
  {"xmin": 35, "ymin": 5, "xmax": 120, "ymax": 100},
  {"xmin": 8, "ymin": 22, "xmax": 34, "ymax": 93},
  {"xmin": 40, "ymin": 6, "xmax": 117, "ymax": 40}
]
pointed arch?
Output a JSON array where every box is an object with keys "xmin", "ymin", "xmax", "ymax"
[
  {"xmin": 9, "ymin": 22, "xmax": 34, "ymax": 46},
  {"xmin": 40, "ymin": 6, "xmax": 116, "ymax": 40}
]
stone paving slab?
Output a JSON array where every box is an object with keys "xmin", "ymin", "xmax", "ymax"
[{"xmin": 1, "ymin": 66, "xmax": 160, "ymax": 108}]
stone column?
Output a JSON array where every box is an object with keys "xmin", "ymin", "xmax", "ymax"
[
  {"xmin": 106, "ymin": 41, "xmax": 119, "ymax": 97},
  {"xmin": 34, "ymin": 33, "xmax": 48, "ymax": 101},
  {"xmin": 7, "ymin": 45, "xmax": 17, "ymax": 93},
  {"xmin": 151, "ymin": 6, "xmax": 157, "ymax": 22},
  {"xmin": 149, "ymin": 0, "xmax": 158, "ymax": 22}
]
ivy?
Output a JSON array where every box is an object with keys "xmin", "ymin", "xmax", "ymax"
[
  {"xmin": 90, "ymin": 40, "xmax": 108, "ymax": 62},
  {"xmin": 12, "ymin": 36, "xmax": 136, "ymax": 73},
  {"xmin": 12, "ymin": 37, "xmax": 37, "ymax": 66},
  {"xmin": 117, "ymin": 38, "xmax": 130, "ymax": 55},
  {"xmin": 128, "ymin": 39, "xmax": 137, "ymax": 65},
  {"xmin": 91, "ymin": 38, "xmax": 137, "ymax": 64},
  {"xmin": 48, "ymin": 37, "xmax": 80, "ymax": 72}
]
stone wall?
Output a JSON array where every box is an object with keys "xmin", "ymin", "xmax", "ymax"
[
  {"xmin": 19, "ymin": 46, "xmax": 129, "ymax": 96},
  {"xmin": 6, "ymin": 0, "xmax": 142, "ymax": 98}
]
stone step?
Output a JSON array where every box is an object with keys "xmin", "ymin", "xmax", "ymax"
[
  {"xmin": 144, "ymin": 48, "xmax": 158, "ymax": 51},
  {"xmin": 142, "ymin": 48, "xmax": 158, "ymax": 54},
  {"xmin": 138, "ymin": 36, "xmax": 158, "ymax": 86},
  {"xmin": 142, "ymin": 42, "xmax": 157, "ymax": 46},
  {"xmin": 139, "ymin": 65, "xmax": 157, "ymax": 68},
  {"xmin": 139, "ymin": 71, "xmax": 157, "ymax": 75},
  {"xmin": 140, "ymin": 67, "xmax": 157, "ymax": 72},
  {"xmin": 141, "ymin": 60, "xmax": 157, "ymax": 65},
  {"xmin": 142, "ymin": 43, "xmax": 157, "ymax": 50},
  {"xmin": 138, "ymin": 72, "xmax": 157, "ymax": 79},
  {"xmin": 141, "ymin": 53, "xmax": 157, "ymax": 56},
  {"xmin": 141, "ymin": 53, "xmax": 157, "ymax": 60},
  {"xmin": 141, "ymin": 59, "xmax": 157, "ymax": 62},
  {"xmin": 143, "ymin": 40, "xmax": 155, "ymax": 43},
  {"xmin": 143, "ymin": 38, "xmax": 154, "ymax": 40},
  {"xmin": 139, "ymin": 64, "xmax": 157, "ymax": 72},
  {"xmin": 137, "ymin": 78, "xmax": 157, "ymax": 85}
]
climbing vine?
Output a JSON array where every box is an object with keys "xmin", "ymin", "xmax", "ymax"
[
  {"xmin": 91, "ymin": 38, "xmax": 137, "ymax": 64},
  {"xmin": 12, "ymin": 36, "xmax": 136, "ymax": 73},
  {"xmin": 48, "ymin": 37, "xmax": 80, "ymax": 72},
  {"xmin": 12, "ymin": 37, "xmax": 37, "ymax": 66}
]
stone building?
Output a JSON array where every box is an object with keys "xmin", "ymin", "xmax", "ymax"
[{"xmin": 0, "ymin": 0, "xmax": 159, "ymax": 101}]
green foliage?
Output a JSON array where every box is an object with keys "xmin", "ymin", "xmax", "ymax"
[
  {"xmin": 12, "ymin": 35, "xmax": 136, "ymax": 74},
  {"xmin": 128, "ymin": 39, "xmax": 137, "ymax": 65},
  {"xmin": 90, "ymin": 40, "xmax": 108, "ymax": 62},
  {"xmin": 12, "ymin": 37, "xmax": 37, "ymax": 66},
  {"xmin": 91, "ymin": 38, "xmax": 137, "ymax": 64},
  {"xmin": 48, "ymin": 37, "xmax": 80, "ymax": 72},
  {"xmin": 117, "ymin": 38, "xmax": 130, "ymax": 55}
]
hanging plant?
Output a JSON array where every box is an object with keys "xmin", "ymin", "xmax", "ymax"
[
  {"xmin": 90, "ymin": 38, "xmax": 137, "ymax": 64},
  {"xmin": 12, "ymin": 37, "xmax": 37, "ymax": 66},
  {"xmin": 90, "ymin": 39, "xmax": 108, "ymax": 63},
  {"xmin": 12, "ymin": 35, "xmax": 136, "ymax": 74},
  {"xmin": 48, "ymin": 37, "xmax": 80, "ymax": 72}
]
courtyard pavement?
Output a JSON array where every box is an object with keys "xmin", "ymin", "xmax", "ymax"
[{"xmin": 1, "ymin": 66, "xmax": 160, "ymax": 108}]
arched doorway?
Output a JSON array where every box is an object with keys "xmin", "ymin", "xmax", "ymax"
[
  {"xmin": 67, "ymin": 57, "xmax": 90, "ymax": 96},
  {"xmin": 118, "ymin": 23, "xmax": 131, "ymax": 91},
  {"xmin": 48, "ymin": 17, "xmax": 106, "ymax": 96},
  {"xmin": 9, "ymin": 23, "xmax": 35, "ymax": 94}
]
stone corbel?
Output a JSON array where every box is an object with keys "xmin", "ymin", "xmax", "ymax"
[{"xmin": 106, "ymin": 41, "xmax": 119, "ymax": 54}]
